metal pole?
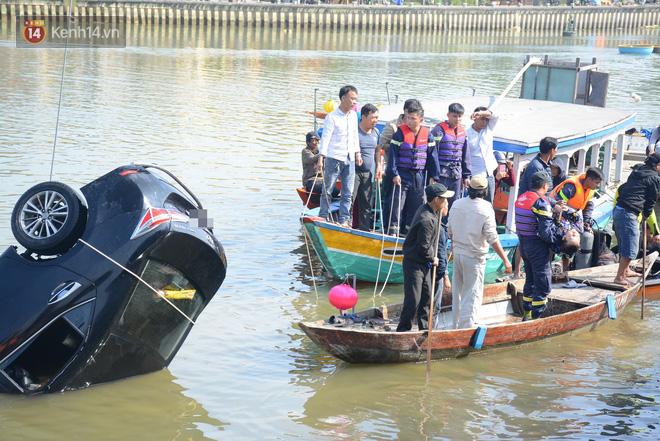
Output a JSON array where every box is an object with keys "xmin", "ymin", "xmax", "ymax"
[
  {"xmin": 314, "ymin": 88, "xmax": 319, "ymax": 132},
  {"xmin": 386, "ymin": 82, "xmax": 391, "ymax": 105}
]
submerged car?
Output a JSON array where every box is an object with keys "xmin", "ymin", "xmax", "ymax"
[{"xmin": 0, "ymin": 164, "xmax": 227, "ymax": 394}]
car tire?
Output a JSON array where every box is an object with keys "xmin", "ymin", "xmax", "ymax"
[{"xmin": 11, "ymin": 182, "xmax": 87, "ymax": 255}]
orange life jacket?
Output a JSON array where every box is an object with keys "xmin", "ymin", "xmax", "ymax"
[{"xmin": 551, "ymin": 174, "xmax": 593, "ymax": 210}]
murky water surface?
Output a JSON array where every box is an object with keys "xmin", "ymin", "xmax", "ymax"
[{"xmin": 1, "ymin": 20, "xmax": 660, "ymax": 440}]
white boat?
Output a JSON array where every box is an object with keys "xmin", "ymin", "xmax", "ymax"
[{"xmin": 376, "ymin": 94, "xmax": 634, "ymax": 233}]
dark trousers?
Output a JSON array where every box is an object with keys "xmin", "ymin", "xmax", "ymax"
[
  {"xmin": 437, "ymin": 164, "xmax": 463, "ymax": 212},
  {"xmin": 389, "ymin": 178, "xmax": 424, "ymax": 236},
  {"xmin": 352, "ymin": 170, "xmax": 373, "ymax": 231},
  {"xmin": 519, "ymin": 236, "xmax": 553, "ymax": 319},
  {"xmin": 397, "ymin": 259, "xmax": 433, "ymax": 331},
  {"xmin": 381, "ymin": 177, "xmax": 393, "ymax": 232}
]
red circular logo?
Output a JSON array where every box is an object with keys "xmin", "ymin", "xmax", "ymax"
[{"xmin": 23, "ymin": 25, "xmax": 46, "ymax": 44}]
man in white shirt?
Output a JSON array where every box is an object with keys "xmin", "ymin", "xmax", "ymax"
[
  {"xmin": 316, "ymin": 85, "xmax": 361, "ymax": 227},
  {"xmin": 447, "ymin": 176, "xmax": 512, "ymax": 329},
  {"xmin": 466, "ymin": 107, "xmax": 499, "ymax": 203}
]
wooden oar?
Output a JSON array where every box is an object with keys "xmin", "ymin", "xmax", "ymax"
[
  {"xmin": 426, "ymin": 209, "xmax": 443, "ymax": 380},
  {"xmin": 642, "ymin": 220, "xmax": 647, "ymax": 319}
]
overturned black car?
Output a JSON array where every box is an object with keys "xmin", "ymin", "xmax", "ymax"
[{"xmin": 0, "ymin": 164, "xmax": 226, "ymax": 394}]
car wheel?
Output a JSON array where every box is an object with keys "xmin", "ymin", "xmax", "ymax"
[{"xmin": 11, "ymin": 182, "xmax": 87, "ymax": 255}]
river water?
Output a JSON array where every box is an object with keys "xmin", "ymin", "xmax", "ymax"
[{"xmin": 1, "ymin": 19, "xmax": 660, "ymax": 440}]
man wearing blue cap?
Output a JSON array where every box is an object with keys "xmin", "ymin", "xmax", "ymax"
[
  {"xmin": 514, "ymin": 171, "xmax": 564, "ymax": 320},
  {"xmin": 397, "ymin": 183, "xmax": 454, "ymax": 332}
]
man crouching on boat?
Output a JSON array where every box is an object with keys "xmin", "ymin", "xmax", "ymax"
[
  {"xmin": 515, "ymin": 171, "xmax": 565, "ymax": 321},
  {"xmin": 396, "ymin": 183, "xmax": 453, "ymax": 332}
]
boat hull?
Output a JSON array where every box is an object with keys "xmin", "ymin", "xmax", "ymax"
[
  {"xmin": 302, "ymin": 216, "xmax": 516, "ymax": 284},
  {"xmin": 299, "ymin": 256, "xmax": 654, "ymax": 363},
  {"xmin": 618, "ymin": 45, "xmax": 654, "ymax": 55}
]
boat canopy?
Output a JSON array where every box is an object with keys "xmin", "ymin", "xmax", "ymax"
[{"xmin": 376, "ymin": 96, "xmax": 636, "ymax": 231}]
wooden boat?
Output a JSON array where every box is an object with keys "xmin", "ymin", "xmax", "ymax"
[
  {"xmin": 302, "ymin": 215, "xmax": 517, "ymax": 284},
  {"xmin": 296, "ymin": 187, "xmax": 320, "ymax": 209},
  {"xmin": 301, "ymin": 189, "xmax": 614, "ymax": 284},
  {"xmin": 298, "ymin": 253, "xmax": 656, "ymax": 363},
  {"xmin": 618, "ymin": 44, "xmax": 654, "ymax": 55}
]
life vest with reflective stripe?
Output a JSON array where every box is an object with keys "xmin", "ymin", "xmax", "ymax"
[
  {"xmin": 551, "ymin": 174, "xmax": 593, "ymax": 210},
  {"xmin": 515, "ymin": 191, "xmax": 549, "ymax": 237},
  {"xmin": 435, "ymin": 121, "xmax": 466, "ymax": 165},
  {"xmin": 398, "ymin": 125, "xmax": 430, "ymax": 172}
]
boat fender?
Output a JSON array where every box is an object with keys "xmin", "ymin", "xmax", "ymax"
[
  {"xmin": 576, "ymin": 231, "xmax": 595, "ymax": 269},
  {"xmin": 606, "ymin": 294, "xmax": 617, "ymax": 320},
  {"xmin": 471, "ymin": 326, "xmax": 487, "ymax": 350}
]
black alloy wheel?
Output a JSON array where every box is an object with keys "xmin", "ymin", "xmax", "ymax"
[{"xmin": 10, "ymin": 182, "xmax": 87, "ymax": 255}]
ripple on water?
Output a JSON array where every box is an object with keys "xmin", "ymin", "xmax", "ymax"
[{"xmin": 2, "ymin": 23, "xmax": 660, "ymax": 440}]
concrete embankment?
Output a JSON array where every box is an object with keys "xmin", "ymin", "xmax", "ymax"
[{"xmin": 1, "ymin": 1, "xmax": 659, "ymax": 32}]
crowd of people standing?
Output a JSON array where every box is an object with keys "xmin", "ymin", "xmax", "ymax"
[{"xmin": 302, "ymin": 84, "xmax": 654, "ymax": 332}]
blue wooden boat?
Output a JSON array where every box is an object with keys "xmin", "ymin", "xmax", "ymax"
[{"xmin": 618, "ymin": 44, "xmax": 654, "ymax": 55}]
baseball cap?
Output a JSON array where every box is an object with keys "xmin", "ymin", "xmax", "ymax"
[
  {"xmin": 306, "ymin": 131, "xmax": 321, "ymax": 142},
  {"xmin": 493, "ymin": 151, "xmax": 506, "ymax": 163},
  {"xmin": 470, "ymin": 176, "xmax": 488, "ymax": 190},
  {"xmin": 531, "ymin": 171, "xmax": 551, "ymax": 187},
  {"xmin": 425, "ymin": 183, "xmax": 455, "ymax": 200}
]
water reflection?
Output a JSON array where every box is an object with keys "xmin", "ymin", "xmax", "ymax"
[
  {"xmin": 291, "ymin": 306, "xmax": 660, "ymax": 440},
  {"xmin": 2, "ymin": 20, "xmax": 660, "ymax": 439},
  {"xmin": 0, "ymin": 370, "xmax": 227, "ymax": 440}
]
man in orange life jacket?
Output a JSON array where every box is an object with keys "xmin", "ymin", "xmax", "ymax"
[
  {"xmin": 430, "ymin": 102, "xmax": 471, "ymax": 211},
  {"xmin": 515, "ymin": 171, "xmax": 564, "ymax": 321},
  {"xmin": 386, "ymin": 101, "xmax": 440, "ymax": 236},
  {"xmin": 551, "ymin": 167, "xmax": 604, "ymax": 233}
]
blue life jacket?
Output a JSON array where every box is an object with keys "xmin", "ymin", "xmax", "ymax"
[
  {"xmin": 398, "ymin": 125, "xmax": 430, "ymax": 172},
  {"xmin": 515, "ymin": 191, "xmax": 548, "ymax": 237},
  {"xmin": 435, "ymin": 121, "xmax": 466, "ymax": 166}
]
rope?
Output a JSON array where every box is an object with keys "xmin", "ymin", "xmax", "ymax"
[
  {"xmin": 78, "ymin": 239, "xmax": 195, "ymax": 325},
  {"xmin": 319, "ymin": 160, "xmax": 336, "ymax": 223},
  {"xmin": 301, "ymin": 168, "xmax": 322, "ymax": 303},
  {"xmin": 301, "ymin": 222, "xmax": 320, "ymax": 304},
  {"xmin": 49, "ymin": 0, "xmax": 74, "ymax": 181},
  {"xmin": 374, "ymin": 183, "xmax": 402, "ymax": 299},
  {"xmin": 302, "ymin": 169, "xmax": 320, "ymax": 217}
]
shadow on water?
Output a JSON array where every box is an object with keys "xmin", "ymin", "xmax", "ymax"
[{"xmin": 0, "ymin": 370, "xmax": 228, "ymax": 440}]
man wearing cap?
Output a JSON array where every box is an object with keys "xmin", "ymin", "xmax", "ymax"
[
  {"xmin": 447, "ymin": 176, "xmax": 512, "ymax": 329},
  {"xmin": 514, "ymin": 171, "xmax": 565, "ymax": 320},
  {"xmin": 612, "ymin": 152, "xmax": 660, "ymax": 286},
  {"xmin": 467, "ymin": 107, "xmax": 499, "ymax": 203},
  {"xmin": 301, "ymin": 131, "xmax": 338, "ymax": 203},
  {"xmin": 397, "ymin": 183, "xmax": 454, "ymax": 332}
]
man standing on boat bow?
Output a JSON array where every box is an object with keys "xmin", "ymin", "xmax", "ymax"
[
  {"xmin": 396, "ymin": 183, "xmax": 453, "ymax": 332},
  {"xmin": 316, "ymin": 85, "xmax": 361, "ymax": 227},
  {"xmin": 612, "ymin": 152, "xmax": 660, "ymax": 286}
]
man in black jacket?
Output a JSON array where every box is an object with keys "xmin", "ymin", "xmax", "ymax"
[
  {"xmin": 396, "ymin": 183, "xmax": 454, "ymax": 332},
  {"xmin": 613, "ymin": 152, "xmax": 660, "ymax": 286}
]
